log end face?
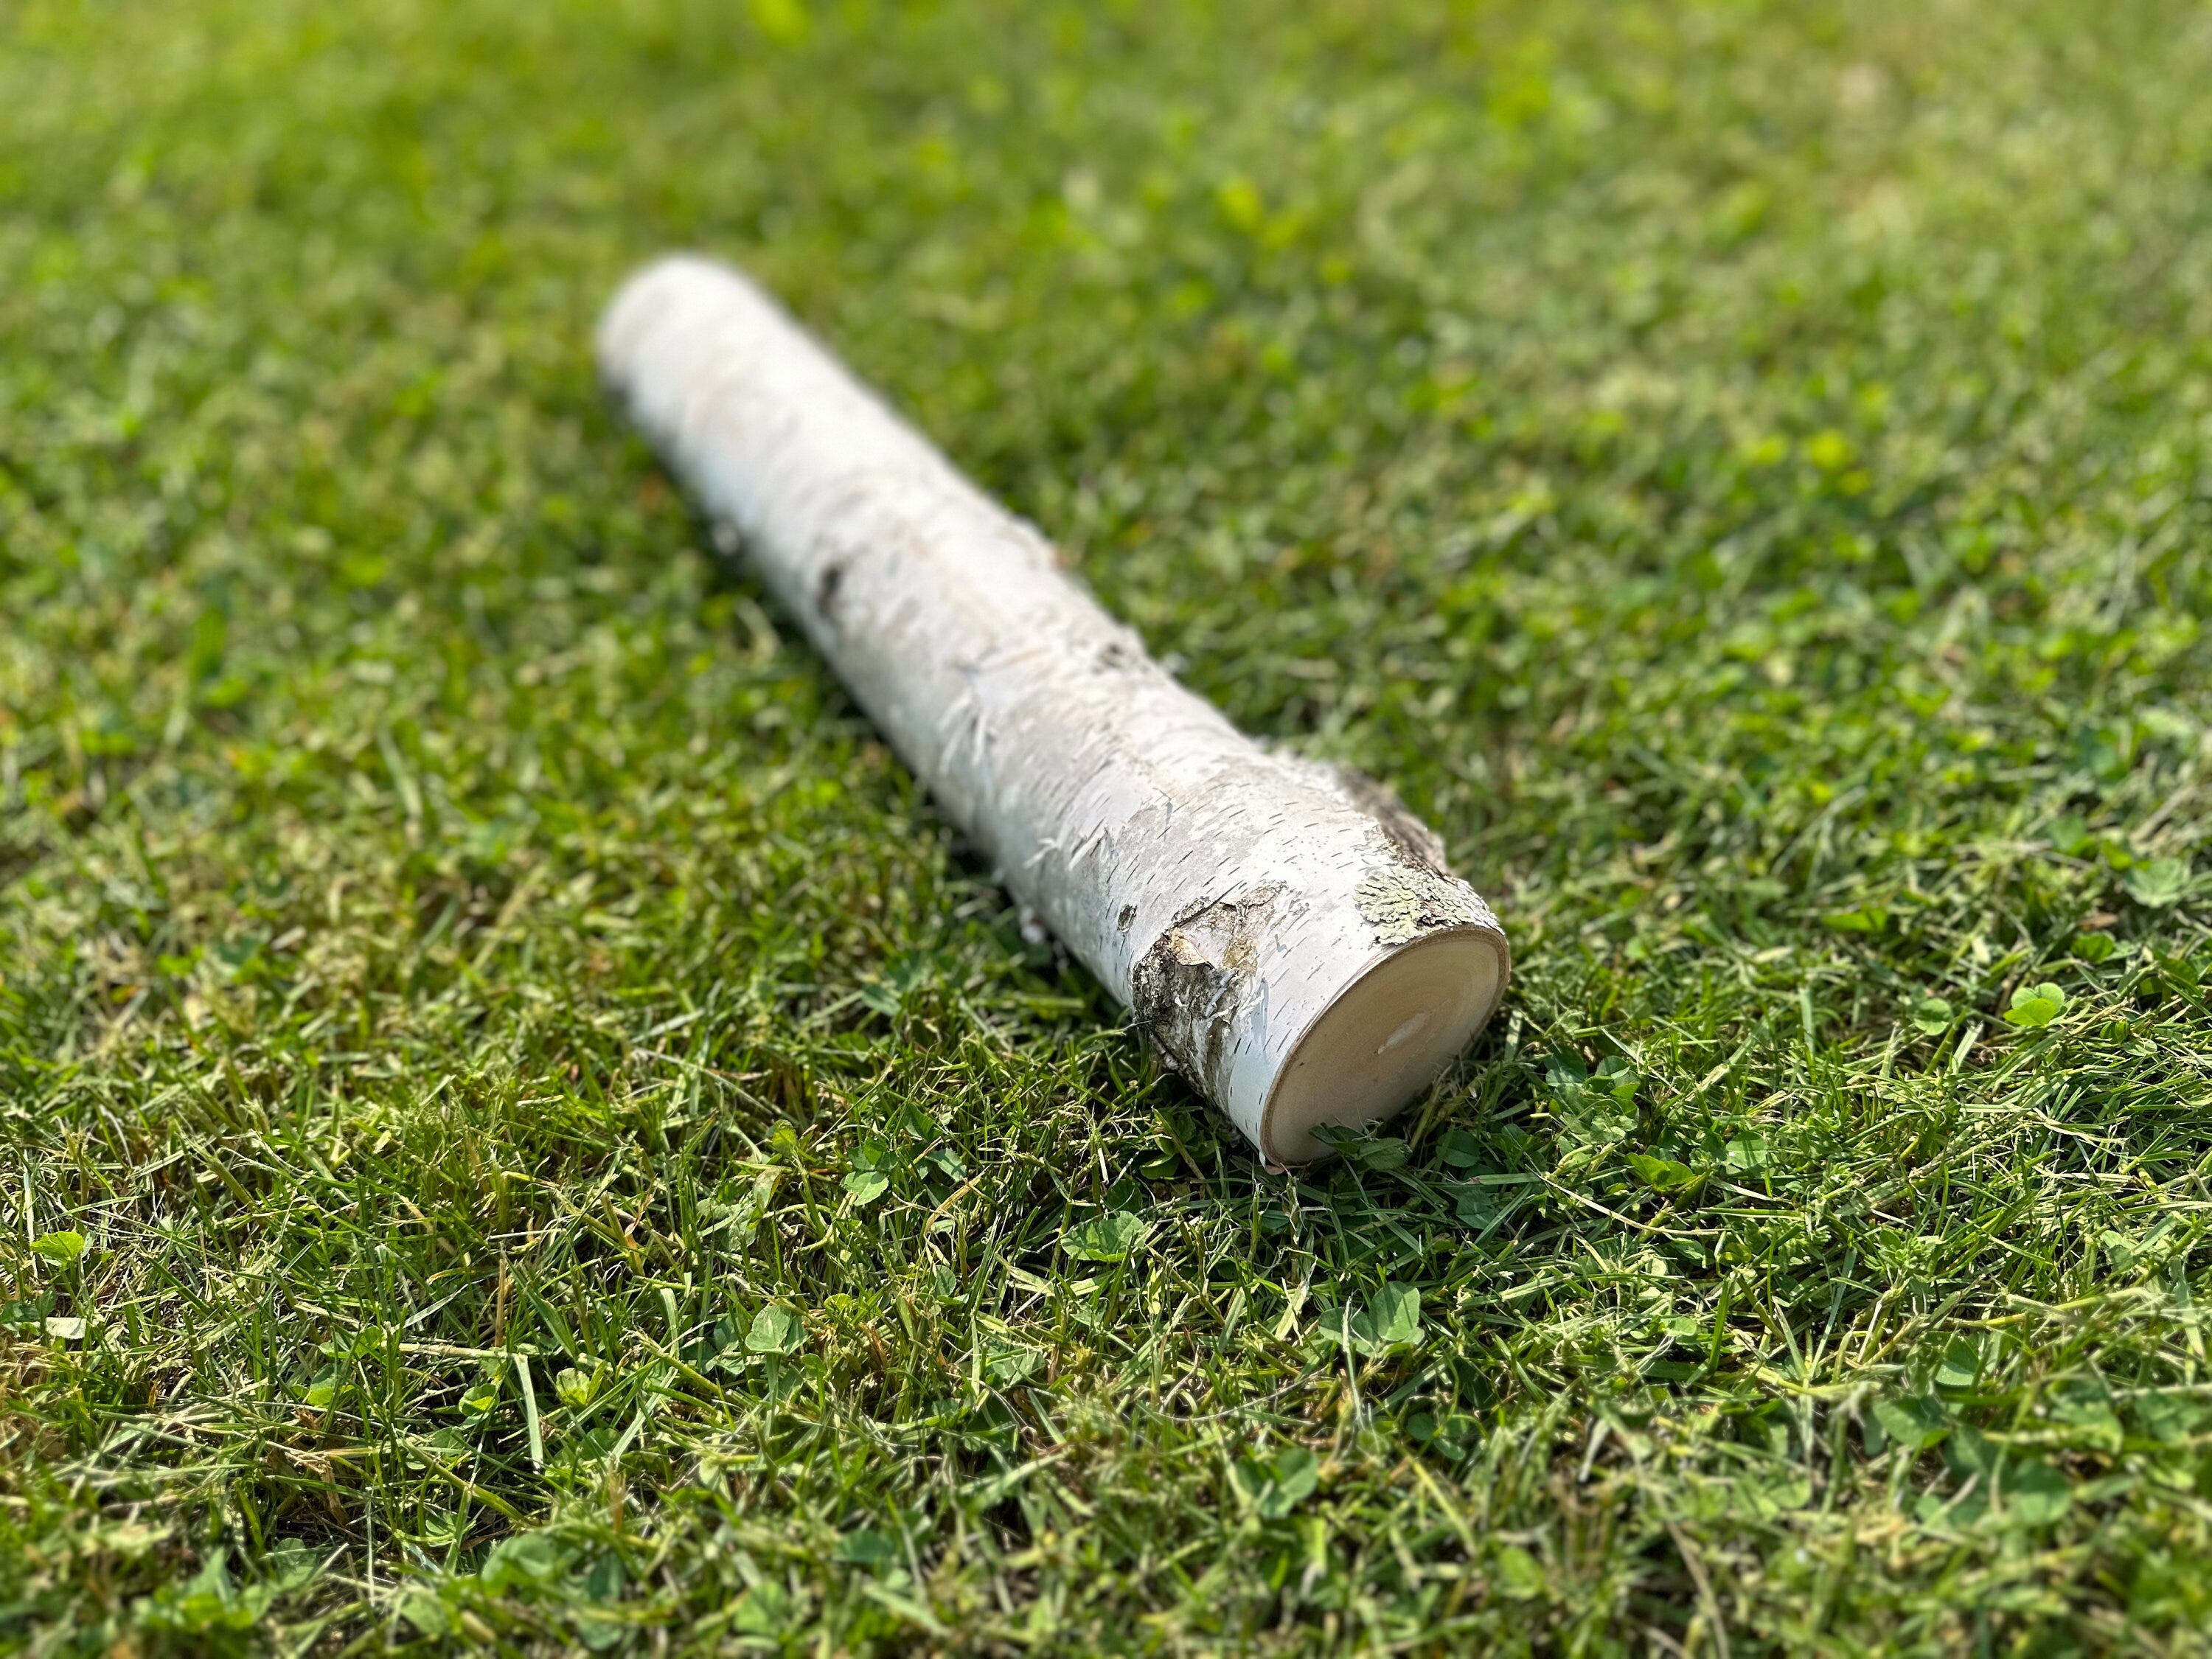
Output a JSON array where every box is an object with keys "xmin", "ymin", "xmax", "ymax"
[
  {"xmin": 1259, "ymin": 924, "xmax": 1508, "ymax": 1166},
  {"xmin": 597, "ymin": 254, "xmax": 725, "ymax": 392},
  {"xmin": 595, "ymin": 254, "xmax": 788, "ymax": 435}
]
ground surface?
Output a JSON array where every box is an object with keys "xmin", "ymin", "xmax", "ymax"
[{"xmin": 4, "ymin": 0, "xmax": 2212, "ymax": 1652}]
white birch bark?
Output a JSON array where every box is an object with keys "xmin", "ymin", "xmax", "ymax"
[{"xmin": 597, "ymin": 256, "xmax": 1508, "ymax": 1163}]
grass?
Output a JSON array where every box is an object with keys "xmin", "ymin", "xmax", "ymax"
[{"xmin": 4, "ymin": 0, "xmax": 2212, "ymax": 1649}]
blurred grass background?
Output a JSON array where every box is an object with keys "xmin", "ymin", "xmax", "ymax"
[{"xmin": 5, "ymin": 0, "xmax": 2212, "ymax": 1649}]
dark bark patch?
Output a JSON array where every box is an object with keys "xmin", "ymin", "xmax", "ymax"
[
  {"xmin": 1130, "ymin": 885, "xmax": 1281, "ymax": 1102},
  {"xmin": 1327, "ymin": 763, "xmax": 1448, "ymax": 874}
]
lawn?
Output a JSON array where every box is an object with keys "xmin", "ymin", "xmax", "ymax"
[{"xmin": 5, "ymin": 0, "xmax": 2212, "ymax": 1650}]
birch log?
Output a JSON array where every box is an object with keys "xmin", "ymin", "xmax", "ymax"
[{"xmin": 597, "ymin": 256, "xmax": 1508, "ymax": 1164}]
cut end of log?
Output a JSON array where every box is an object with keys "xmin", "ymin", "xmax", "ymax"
[{"xmin": 1260, "ymin": 925, "xmax": 1509, "ymax": 1165}]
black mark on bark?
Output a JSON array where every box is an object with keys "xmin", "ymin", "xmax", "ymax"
[{"xmin": 815, "ymin": 560, "xmax": 846, "ymax": 624}]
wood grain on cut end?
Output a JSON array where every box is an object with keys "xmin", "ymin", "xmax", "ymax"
[{"xmin": 1261, "ymin": 925, "xmax": 1509, "ymax": 1165}]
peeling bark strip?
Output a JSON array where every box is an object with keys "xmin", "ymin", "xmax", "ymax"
[{"xmin": 597, "ymin": 257, "xmax": 1509, "ymax": 1162}]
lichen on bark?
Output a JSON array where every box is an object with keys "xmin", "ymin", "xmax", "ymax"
[{"xmin": 1354, "ymin": 866, "xmax": 1486, "ymax": 946}]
